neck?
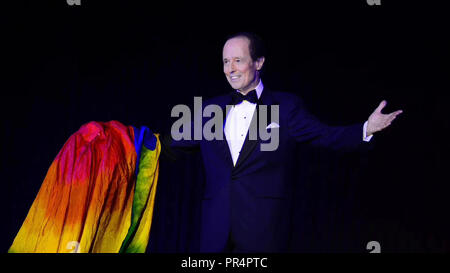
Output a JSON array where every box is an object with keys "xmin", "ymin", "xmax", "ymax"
[{"xmin": 239, "ymin": 78, "xmax": 260, "ymax": 95}]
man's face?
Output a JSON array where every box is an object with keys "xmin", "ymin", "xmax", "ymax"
[{"xmin": 222, "ymin": 37, "xmax": 264, "ymax": 94}]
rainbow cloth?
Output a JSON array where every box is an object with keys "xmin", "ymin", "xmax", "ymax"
[{"xmin": 8, "ymin": 121, "xmax": 161, "ymax": 253}]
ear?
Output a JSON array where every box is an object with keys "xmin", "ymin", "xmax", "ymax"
[{"xmin": 255, "ymin": 56, "xmax": 265, "ymax": 71}]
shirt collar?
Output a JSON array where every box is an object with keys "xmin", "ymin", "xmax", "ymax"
[{"xmin": 237, "ymin": 79, "xmax": 264, "ymax": 99}]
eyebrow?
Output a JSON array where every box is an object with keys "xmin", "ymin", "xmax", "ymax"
[{"xmin": 223, "ymin": 56, "xmax": 243, "ymax": 61}]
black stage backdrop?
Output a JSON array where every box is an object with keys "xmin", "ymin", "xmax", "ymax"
[{"xmin": 1, "ymin": 0, "xmax": 449, "ymax": 253}]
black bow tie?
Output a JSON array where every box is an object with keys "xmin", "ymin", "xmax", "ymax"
[{"xmin": 231, "ymin": 90, "xmax": 259, "ymax": 105}]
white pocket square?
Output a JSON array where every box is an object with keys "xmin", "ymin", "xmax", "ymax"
[{"xmin": 266, "ymin": 122, "xmax": 280, "ymax": 129}]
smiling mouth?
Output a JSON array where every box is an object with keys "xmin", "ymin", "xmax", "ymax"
[{"xmin": 230, "ymin": 75, "xmax": 241, "ymax": 81}]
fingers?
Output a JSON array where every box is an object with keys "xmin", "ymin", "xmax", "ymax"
[
  {"xmin": 375, "ymin": 100, "xmax": 387, "ymax": 113},
  {"xmin": 393, "ymin": 110, "xmax": 403, "ymax": 116},
  {"xmin": 389, "ymin": 110, "xmax": 403, "ymax": 119},
  {"xmin": 386, "ymin": 110, "xmax": 403, "ymax": 126},
  {"xmin": 386, "ymin": 116, "xmax": 395, "ymax": 125}
]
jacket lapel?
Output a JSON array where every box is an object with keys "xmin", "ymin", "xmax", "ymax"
[{"xmin": 216, "ymin": 95, "xmax": 234, "ymax": 169}]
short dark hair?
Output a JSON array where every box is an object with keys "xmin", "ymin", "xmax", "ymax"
[{"xmin": 225, "ymin": 32, "xmax": 266, "ymax": 61}]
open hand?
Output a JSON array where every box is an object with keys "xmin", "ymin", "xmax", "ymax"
[{"xmin": 367, "ymin": 100, "xmax": 403, "ymax": 136}]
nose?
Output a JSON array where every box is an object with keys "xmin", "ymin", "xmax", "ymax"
[
  {"xmin": 230, "ymin": 60, "xmax": 236, "ymax": 71},
  {"xmin": 229, "ymin": 61, "xmax": 237, "ymax": 74}
]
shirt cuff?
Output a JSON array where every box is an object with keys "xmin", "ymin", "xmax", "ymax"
[{"xmin": 363, "ymin": 121, "xmax": 373, "ymax": 142}]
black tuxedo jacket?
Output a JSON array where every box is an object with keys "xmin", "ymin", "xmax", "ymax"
[{"xmin": 166, "ymin": 88, "xmax": 369, "ymax": 252}]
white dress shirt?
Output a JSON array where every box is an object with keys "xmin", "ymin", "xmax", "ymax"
[
  {"xmin": 224, "ymin": 80, "xmax": 372, "ymax": 166},
  {"xmin": 224, "ymin": 80, "xmax": 264, "ymax": 166}
]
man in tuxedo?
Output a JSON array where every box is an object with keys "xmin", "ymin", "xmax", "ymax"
[{"xmin": 165, "ymin": 32, "xmax": 402, "ymax": 252}]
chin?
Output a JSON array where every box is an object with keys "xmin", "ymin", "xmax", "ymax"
[{"xmin": 228, "ymin": 83, "xmax": 241, "ymax": 90}]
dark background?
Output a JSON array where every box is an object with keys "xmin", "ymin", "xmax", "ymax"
[{"xmin": 1, "ymin": 0, "xmax": 449, "ymax": 253}]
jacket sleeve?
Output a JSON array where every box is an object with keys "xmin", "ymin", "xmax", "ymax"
[
  {"xmin": 287, "ymin": 95, "xmax": 371, "ymax": 152},
  {"xmin": 160, "ymin": 121, "xmax": 201, "ymax": 161}
]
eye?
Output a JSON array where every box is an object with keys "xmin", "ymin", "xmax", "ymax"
[
  {"xmin": 236, "ymin": 59, "xmax": 240, "ymax": 62},
  {"xmin": 223, "ymin": 59, "xmax": 229, "ymax": 64}
]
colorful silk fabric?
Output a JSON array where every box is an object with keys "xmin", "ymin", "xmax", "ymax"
[{"xmin": 8, "ymin": 121, "xmax": 160, "ymax": 253}]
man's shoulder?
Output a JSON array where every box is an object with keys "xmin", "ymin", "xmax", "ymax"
[
  {"xmin": 267, "ymin": 90, "xmax": 303, "ymax": 107},
  {"xmin": 270, "ymin": 90, "xmax": 300, "ymax": 101}
]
